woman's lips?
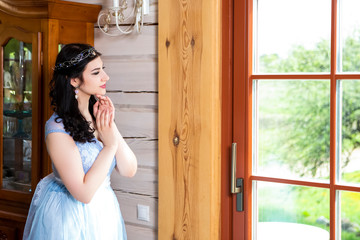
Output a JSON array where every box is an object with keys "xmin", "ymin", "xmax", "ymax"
[{"xmin": 100, "ymin": 84, "xmax": 106, "ymax": 89}]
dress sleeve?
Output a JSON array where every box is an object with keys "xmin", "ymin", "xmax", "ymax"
[{"xmin": 45, "ymin": 114, "xmax": 70, "ymax": 139}]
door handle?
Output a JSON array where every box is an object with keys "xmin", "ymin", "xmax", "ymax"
[
  {"xmin": 231, "ymin": 143, "xmax": 240, "ymax": 194},
  {"xmin": 231, "ymin": 143, "xmax": 244, "ymax": 212}
]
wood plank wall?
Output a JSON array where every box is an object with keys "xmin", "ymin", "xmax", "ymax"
[
  {"xmin": 66, "ymin": 0, "xmax": 222, "ymax": 239},
  {"xmin": 158, "ymin": 0, "xmax": 221, "ymax": 239},
  {"xmin": 65, "ymin": 0, "xmax": 158, "ymax": 239}
]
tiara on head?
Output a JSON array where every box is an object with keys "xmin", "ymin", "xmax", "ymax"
[{"xmin": 53, "ymin": 47, "xmax": 97, "ymax": 71}]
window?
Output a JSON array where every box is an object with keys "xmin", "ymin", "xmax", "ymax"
[{"xmin": 233, "ymin": 0, "xmax": 360, "ymax": 239}]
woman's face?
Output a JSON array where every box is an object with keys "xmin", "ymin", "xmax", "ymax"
[{"xmin": 77, "ymin": 56, "xmax": 109, "ymax": 97}]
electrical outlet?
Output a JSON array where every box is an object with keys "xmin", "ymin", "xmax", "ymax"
[{"xmin": 137, "ymin": 204, "xmax": 150, "ymax": 222}]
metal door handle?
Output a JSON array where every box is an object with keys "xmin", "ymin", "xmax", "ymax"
[
  {"xmin": 231, "ymin": 143, "xmax": 240, "ymax": 194},
  {"xmin": 231, "ymin": 142, "xmax": 244, "ymax": 212}
]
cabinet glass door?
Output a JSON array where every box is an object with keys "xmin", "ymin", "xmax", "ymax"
[{"xmin": 2, "ymin": 38, "xmax": 33, "ymax": 192}]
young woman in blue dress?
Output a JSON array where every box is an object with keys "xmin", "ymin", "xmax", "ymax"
[{"xmin": 23, "ymin": 43, "xmax": 137, "ymax": 240}]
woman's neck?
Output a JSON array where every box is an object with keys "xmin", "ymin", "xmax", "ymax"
[{"xmin": 77, "ymin": 94, "xmax": 92, "ymax": 121}]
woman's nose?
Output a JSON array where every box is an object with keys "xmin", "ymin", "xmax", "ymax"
[{"xmin": 103, "ymin": 71, "xmax": 110, "ymax": 81}]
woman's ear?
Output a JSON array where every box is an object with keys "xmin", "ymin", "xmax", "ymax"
[{"xmin": 70, "ymin": 77, "xmax": 80, "ymax": 88}]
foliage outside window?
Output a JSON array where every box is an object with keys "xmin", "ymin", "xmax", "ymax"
[{"xmin": 257, "ymin": 30, "xmax": 360, "ymax": 240}]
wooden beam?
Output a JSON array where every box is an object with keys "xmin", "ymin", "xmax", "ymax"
[{"xmin": 158, "ymin": 0, "xmax": 221, "ymax": 239}]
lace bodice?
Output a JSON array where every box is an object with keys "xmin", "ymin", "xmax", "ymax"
[{"xmin": 45, "ymin": 113, "xmax": 116, "ymax": 179}]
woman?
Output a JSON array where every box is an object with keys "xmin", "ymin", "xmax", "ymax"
[{"xmin": 23, "ymin": 43, "xmax": 137, "ymax": 240}]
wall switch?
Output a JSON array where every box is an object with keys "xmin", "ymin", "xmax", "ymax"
[{"xmin": 137, "ymin": 204, "xmax": 150, "ymax": 222}]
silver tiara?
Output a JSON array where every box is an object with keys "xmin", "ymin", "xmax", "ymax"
[{"xmin": 53, "ymin": 48, "xmax": 97, "ymax": 71}]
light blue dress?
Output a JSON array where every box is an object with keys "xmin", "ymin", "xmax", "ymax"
[{"xmin": 23, "ymin": 113, "xmax": 127, "ymax": 240}]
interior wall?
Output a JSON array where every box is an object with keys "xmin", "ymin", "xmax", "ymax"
[{"xmin": 65, "ymin": 0, "xmax": 158, "ymax": 239}]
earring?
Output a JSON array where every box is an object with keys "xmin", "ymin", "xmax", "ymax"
[{"xmin": 75, "ymin": 89, "xmax": 79, "ymax": 99}]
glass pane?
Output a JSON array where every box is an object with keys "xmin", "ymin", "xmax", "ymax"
[
  {"xmin": 338, "ymin": 0, "xmax": 360, "ymax": 73},
  {"xmin": 254, "ymin": 0, "xmax": 331, "ymax": 73},
  {"xmin": 339, "ymin": 191, "xmax": 360, "ymax": 240},
  {"xmin": 254, "ymin": 181, "xmax": 330, "ymax": 240},
  {"xmin": 2, "ymin": 38, "xmax": 32, "ymax": 192},
  {"xmin": 338, "ymin": 80, "xmax": 360, "ymax": 186},
  {"xmin": 254, "ymin": 80, "xmax": 330, "ymax": 181}
]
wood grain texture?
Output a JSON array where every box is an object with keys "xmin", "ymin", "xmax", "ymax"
[
  {"xmin": 115, "ymin": 191, "xmax": 158, "ymax": 229},
  {"xmin": 41, "ymin": 18, "xmax": 60, "ymax": 175},
  {"xmin": 106, "ymin": 92, "xmax": 158, "ymax": 167},
  {"xmin": 58, "ymin": 21, "xmax": 94, "ymax": 44},
  {"xmin": 126, "ymin": 223, "xmax": 158, "ymax": 240},
  {"xmin": 103, "ymin": 58, "xmax": 158, "ymax": 92},
  {"xmin": 47, "ymin": 1, "xmax": 101, "ymax": 22},
  {"xmin": 0, "ymin": 1, "xmax": 47, "ymax": 18},
  {"xmin": 0, "ymin": 0, "xmax": 101, "ymax": 20},
  {"xmin": 95, "ymin": 25, "xmax": 157, "ymax": 56},
  {"xmin": 125, "ymin": 138, "xmax": 158, "ymax": 169},
  {"xmin": 115, "ymin": 110, "xmax": 157, "ymax": 139},
  {"xmin": 158, "ymin": 0, "xmax": 221, "ymax": 239},
  {"xmin": 111, "ymin": 168, "xmax": 157, "ymax": 197},
  {"xmin": 1, "ymin": 0, "xmax": 48, "ymax": 7},
  {"xmin": 66, "ymin": 1, "xmax": 159, "ymax": 238},
  {"xmin": 107, "ymin": 91, "xmax": 157, "ymax": 107}
]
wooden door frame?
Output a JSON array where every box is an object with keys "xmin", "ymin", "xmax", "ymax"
[
  {"xmin": 221, "ymin": 0, "xmax": 248, "ymax": 239},
  {"xmin": 221, "ymin": 0, "xmax": 234, "ymax": 238}
]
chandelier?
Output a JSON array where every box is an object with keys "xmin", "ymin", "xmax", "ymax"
[{"xmin": 97, "ymin": 0, "xmax": 149, "ymax": 36}]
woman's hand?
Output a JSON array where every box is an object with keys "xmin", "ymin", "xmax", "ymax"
[
  {"xmin": 95, "ymin": 104, "xmax": 118, "ymax": 149},
  {"xmin": 94, "ymin": 95, "xmax": 120, "ymax": 138},
  {"xmin": 93, "ymin": 95, "xmax": 115, "ymax": 122},
  {"xmin": 93, "ymin": 95, "xmax": 137, "ymax": 178},
  {"xmin": 95, "ymin": 95, "xmax": 115, "ymax": 119}
]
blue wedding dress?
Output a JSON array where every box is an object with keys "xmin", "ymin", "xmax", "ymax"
[{"xmin": 23, "ymin": 113, "xmax": 127, "ymax": 240}]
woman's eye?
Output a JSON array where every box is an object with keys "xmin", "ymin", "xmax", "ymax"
[{"xmin": 92, "ymin": 72, "xmax": 100, "ymax": 75}]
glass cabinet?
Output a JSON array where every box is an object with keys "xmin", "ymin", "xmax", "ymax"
[
  {"xmin": 0, "ymin": 27, "xmax": 40, "ymax": 206},
  {"xmin": 0, "ymin": 1, "xmax": 101, "ymax": 239},
  {"xmin": 2, "ymin": 38, "xmax": 35, "ymax": 193}
]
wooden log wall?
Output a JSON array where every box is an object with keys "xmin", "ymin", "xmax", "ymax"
[
  {"xmin": 67, "ymin": 0, "xmax": 222, "ymax": 239},
  {"xmin": 66, "ymin": 0, "xmax": 158, "ymax": 239},
  {"xmin": 158, "ymin": 0, "xmax": 221, "ymax": 239}
]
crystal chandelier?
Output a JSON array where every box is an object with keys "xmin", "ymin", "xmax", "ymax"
[{"xmin": 97, "ymin": 0, "xmax": 149, "ymax": 36}]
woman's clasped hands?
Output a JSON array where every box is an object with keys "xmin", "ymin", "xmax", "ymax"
[{"xmin": 93, "ymin": 95, "xmax": 118, "ymax": 149}]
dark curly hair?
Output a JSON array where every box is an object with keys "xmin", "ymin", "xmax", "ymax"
[{"xmin": 49, "ymin": 43, "xmax": 101, "ymax": 143}]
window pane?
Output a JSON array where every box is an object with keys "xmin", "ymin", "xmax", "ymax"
[
  {"xmin": 254, "ymin": 0, "xmax": 331, "ymax": 73},
  {"xmin": 338, "ymin": 0, "xmax": 360, "ymax": 73},
  {"xmin": 254, "ymin": 181, "xmax": 330, "ymax": 240},
  {"xmin": 254, "ymin": 80, "xmax": 330, "ymax": 181},
  {"xmin": 338, "ymin": 191, "xmax": 360, "ymax": 240},
  {"xmin": 338, "ymin": 80, "xmax": 360, "ymax": 186}
]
